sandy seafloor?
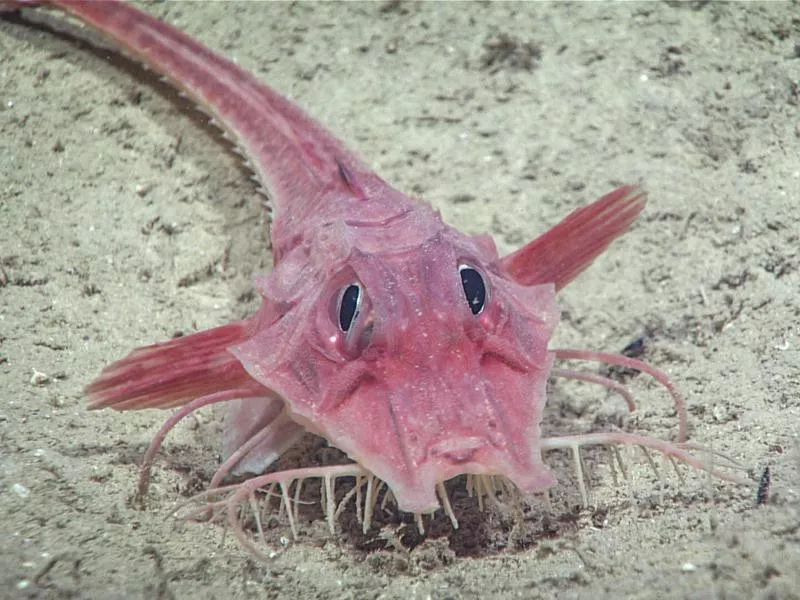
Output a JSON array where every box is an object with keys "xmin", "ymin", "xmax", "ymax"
[{"xmin": 1, "ymin": 1, "xmax": 799, "ymax": 599}]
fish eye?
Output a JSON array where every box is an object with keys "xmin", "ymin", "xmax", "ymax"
[
  {"xmin": 459, "ymin": 264, "xmax": 487, "ymax": 315},
  {"xmin": 338, "ymin": 283, "xmax": 362, "ymax": 332}
]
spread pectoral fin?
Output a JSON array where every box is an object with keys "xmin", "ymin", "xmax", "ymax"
[
  {"xmin": 499, "ymin": 185, "xmax": 646, "ymax": 291},
  {"xmin": 85, "ymin": 320, "xmax": 265, "ymax": 411}
]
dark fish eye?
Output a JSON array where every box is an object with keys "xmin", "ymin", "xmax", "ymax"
[
  {"xmin": 459, "ymin": 264, "xmax": 487, "ymax": 315},
  {"xmin": 338, "ymin": 283, "xmax": 362, "ymax": 332}
]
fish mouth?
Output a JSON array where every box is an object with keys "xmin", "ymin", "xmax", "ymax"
[
  {"xmin": 384, "ymin": 453, "xmax": 557, "ymax": 515},
  {"xmin": 427, "ymin": 435, "xmax": 487, "ymax": 464}
]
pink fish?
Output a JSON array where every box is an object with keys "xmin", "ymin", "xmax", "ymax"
[{"xmin": 6, "ymin": 0, "xmax": 746, "ymax": 559}]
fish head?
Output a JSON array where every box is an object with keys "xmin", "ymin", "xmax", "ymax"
[{"xmin": 233, "ymin": 203, "xmax": 559, "ymax": 513}]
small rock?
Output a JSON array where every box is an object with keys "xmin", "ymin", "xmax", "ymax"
[
  {"xmin": 12, "ymin": 483, "xmax": 30, "ymax": 499},
  {"xmin": 30, "ymin": 369, "xmax": 49, "ymax": 386}
]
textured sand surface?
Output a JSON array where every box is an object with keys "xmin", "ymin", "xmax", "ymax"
[{"xmin": 1, "ymin": 2, "xmax": 799, "ymax": 599}]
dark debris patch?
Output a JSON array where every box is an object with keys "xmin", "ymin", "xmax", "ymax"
[
  {"xmin": 481, "ymin": 34, "xmax": 542, "ymax": 73},
  {"xmin": 756, "ymin": 465, "xmax": 771, "ymax": 506},
  {"xmin": 601, "ymin": 334, "xmax": 649, "ymax": 383}
]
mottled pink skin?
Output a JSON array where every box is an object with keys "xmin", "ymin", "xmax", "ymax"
[
  {"xmin": 234, "ymin": 199, "xmax": 560, "ymax": 511},
  {"xmin": 12, "ymin": 1, "xmax": 644, "ymax": 513}
]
